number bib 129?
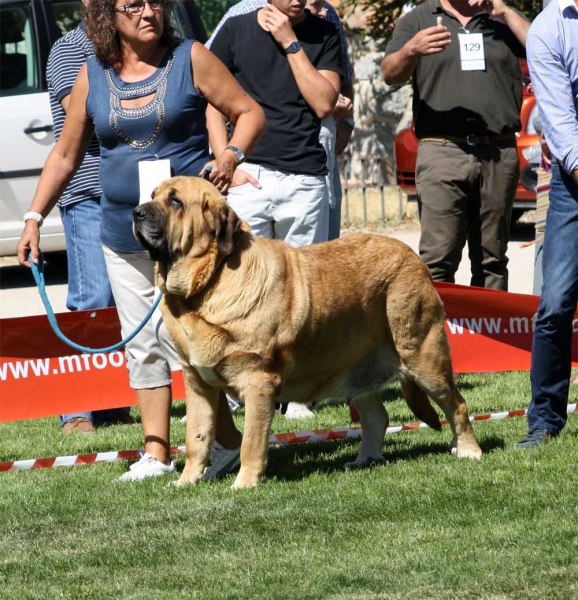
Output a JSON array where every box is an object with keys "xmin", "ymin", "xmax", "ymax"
[{"xmin": 458, "ymin": 33, "xmax": 485, "ymax": 71}]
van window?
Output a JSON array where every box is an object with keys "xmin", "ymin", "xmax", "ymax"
[
  {"xmin": 0, "ymin": 2, "xmax": 40, "ymax": 97},
  {"xmin": 52, "ymin": 0, "xmax": 84, "ymax": 35}
]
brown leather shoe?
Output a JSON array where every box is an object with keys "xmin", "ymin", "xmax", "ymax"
[
  {"xmin": 101, "ymin": 412, "xmax": 136, "ymax": 426},
  {"xmin": 62, "ymin": 417, "xmax": 96, "ymax": 434}
]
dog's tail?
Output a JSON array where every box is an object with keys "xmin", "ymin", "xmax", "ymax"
[{"xmin": 400, "ymin": 380, "xmax": 442, "ymax": 431}]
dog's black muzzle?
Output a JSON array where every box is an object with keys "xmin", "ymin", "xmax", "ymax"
[{"xmin": 132, "ymin": 204, "xmax": 169, "ymax": 262}]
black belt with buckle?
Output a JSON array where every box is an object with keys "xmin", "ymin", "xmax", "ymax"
[{"xmin": 418, "ymin": 133, "xmax": 516, "ymax": 146}]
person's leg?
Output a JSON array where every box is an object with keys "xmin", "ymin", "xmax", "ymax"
[
  {"xmin": 60, "ymin": 412, "xmax": 95, "ymax": 433},
  {"xmin": 103, "ymin": 247, "xmax": 174, "ymax": 470},
  {"xmin": 532, "ymin": 165, "xmax": 552, "ymax": 295},
  {"xmin": 415, "ymin": 142, "xmax": 470, "ymax": 283},
  {"xmin": 469, "ymin": 144, "xmax": 518, "ymax": 291},
  {"xmin": 319, "ymin": 118, "xmax": 336, "ymax": 242},
  {"xmin": 533, "ymin": 237, "xmax": 544, "ymax": 296},
  {"xmin": 226, "ymin": 163, "xmax": 275, "ymax": 239},
  {"xmin": 328, "ymin": 158, "xmax": 343, "ymax": 241},
  {"xmin": 522, "ymin": 162, "xmax": 578, "ymax": 442},
  {"xmin": 272, "ymin": 171, "xmax": 329, "ymax": 247},
  {"xmin": 59, "ymin": 198, "xmax": 127, "ymax": 427},
  {"xmin": 59, "ymin": 198, "xmax": 115, "ymax": 311}
]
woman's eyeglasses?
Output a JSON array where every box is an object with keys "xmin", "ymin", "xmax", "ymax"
[{"xmin": 114, "ymin": 0, "xmax": 166, "ymax": 15}]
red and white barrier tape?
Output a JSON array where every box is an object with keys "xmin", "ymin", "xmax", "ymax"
[{"xmin": 1, "ymin": 404, "xmax": 576, "ymax": 473}]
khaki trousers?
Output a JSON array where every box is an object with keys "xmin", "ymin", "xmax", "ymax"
[{"xmin": 416, "ymin": 140, "xmax": 518, "ymax": 291}]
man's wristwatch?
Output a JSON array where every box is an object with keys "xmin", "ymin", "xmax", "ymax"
[
  {"xmin": 224, "ymin": 145, "xmax": 245, "ymax": 164},
  {"xmin": 23, "ymin": 211, "xmax": 44, "ymax": 227},
  {"xmin": 284, "ymin": 41, "xmax": 302, "ymax": 55}
]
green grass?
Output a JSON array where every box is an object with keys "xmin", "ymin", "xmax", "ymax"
[{"xmin": 1, "ymin": 371, "xmax": 577, "ymax": 599}]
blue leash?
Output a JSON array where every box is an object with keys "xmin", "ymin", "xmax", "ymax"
[{"xmin": 29, "ymin": 252, "xmax": 162, "ymax": 354}]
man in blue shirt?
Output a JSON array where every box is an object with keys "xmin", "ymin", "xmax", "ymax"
[{"xmin": 517, "ymin": 0, "xmax": 578, "ymax": 447}]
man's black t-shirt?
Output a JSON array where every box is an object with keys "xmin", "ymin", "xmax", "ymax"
[{"xmin": 210, "ymin": 10, "xmax": 342, "ymax": 175}]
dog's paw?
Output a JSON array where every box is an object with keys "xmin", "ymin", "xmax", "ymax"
[
  {"xmin": 344, "ymin": 455, "xmax": 385, "ymax": 470},
  {"xmin": 170, "ymin": 473, "xmax": 203, "ymax": 487},
  {"xmin": 447, "ymin": 438, "xmax": 482, "ymax": 460},
  {"xmin": 231, "ymin": 471, "xmax": 261, "ymax": 489}
]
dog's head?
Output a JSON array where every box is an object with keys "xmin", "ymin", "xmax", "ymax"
[{"xmin": 132, "ymin": 176, "xmax": 243, "ymax": 298}]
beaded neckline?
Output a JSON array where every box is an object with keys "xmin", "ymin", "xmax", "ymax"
[{"xmin": 105, "ymin": 51, "xmax": 175, "ymax": 149}]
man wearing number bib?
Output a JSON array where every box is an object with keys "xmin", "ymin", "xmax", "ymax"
[{"xmin": 382, "ymin": 0, "xmax": 530, "ymax": 291}]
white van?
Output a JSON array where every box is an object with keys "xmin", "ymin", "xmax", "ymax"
[{"xmin": 0, "ymin": 0, "xmax": 221, "ymax": 256}]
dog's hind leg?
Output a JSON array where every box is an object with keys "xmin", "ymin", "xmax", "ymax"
[
  {"xmin": 400, "ymin": 331, "xmax": 481, "ymax": 460},
  {"xmin": 400, "ymin": 379, "xmax": 442, "ymax": 431},
  {"xmin": 346, "ymin": 391, "xmax": 388, "ymax": 469},
  {"xmin": 388, "ymin": 286, "xmax": 482, "ymax": 460}
]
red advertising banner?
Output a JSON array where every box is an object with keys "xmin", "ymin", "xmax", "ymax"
[
  {"xmin": 2, "ymin": 283, "xmax": 578, "ymax": 423},
  {"xmin": 0, "ymin": 307, "xmax": 184, "ymax": 423}
]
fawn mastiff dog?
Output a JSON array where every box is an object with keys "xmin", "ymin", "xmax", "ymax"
[{"xmin": 133, "ymin": 176, "xmax": 482, "ymax": 488}]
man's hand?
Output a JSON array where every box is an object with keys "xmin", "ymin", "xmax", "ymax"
[
  {"xmin": 407, "ymin": 26, "xmax": 451, "ymax": 57},
  {"xmin": 332, "ymin": 94, "xmax": 353, "ymax": 120},
  {"xmin": 468, "ymin": 0, "xmax": 508, "ymax": 18},
  {"xmin": 261, "ymin": 5, "xmax": 297, "ymax": 50},
  {"xmin": 231, "ymin": 168, "xmax": 262, "ymax": 189}
]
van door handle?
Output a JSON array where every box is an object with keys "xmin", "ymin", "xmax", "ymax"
[{"xmin": 24, "ymin": 124, "xmax": 54, "ymax": 134}]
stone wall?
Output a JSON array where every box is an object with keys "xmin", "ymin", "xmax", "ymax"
[{"xmin": 343, "ymin": 33, "xmax": 412, "ymax": 185}]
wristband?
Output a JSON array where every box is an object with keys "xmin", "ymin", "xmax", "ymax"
[
  {"xmin": 344, "ymin": 118, "xmax": 355, "ymax": 128},
  {"xmin": 23, "ymin": 211, "xmax": 44, "ymax": 227}
]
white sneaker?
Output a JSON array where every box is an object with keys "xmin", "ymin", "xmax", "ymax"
[
  {"xmin": 226, "ymin": 395, "xmax": 241, "ymax": 412},
  {"xmin": 203, "ymin": 439, "xmax": 242, "ymax": 480},
  {"xmin": 118, "ymin": 452, "xmax": 176, "ymax": 482},
  {"xmin": 283, "ymin": 402, "xmax": 315, "ymax": 420}
]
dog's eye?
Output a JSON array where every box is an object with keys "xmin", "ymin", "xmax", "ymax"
[{"xmin": 169, "ymin": 194, "xmax": 183, "ymax": 210}]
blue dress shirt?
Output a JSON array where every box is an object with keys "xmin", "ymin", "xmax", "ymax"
[{"xmin": 527, "ymin": 0, "xmax": 578, "ymax": 175}]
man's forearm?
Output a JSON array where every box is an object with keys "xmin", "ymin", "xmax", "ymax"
[
  {"xmin": 500, "ymin": 6, "xmax": 530, "ymax": 47},
  {"xmin": 288, "ymin": 53, "xmax": 339, "ymax": 119},
  {"xmin": 381, "ymin": 48, "xmax": 418, "ymax": 86}
]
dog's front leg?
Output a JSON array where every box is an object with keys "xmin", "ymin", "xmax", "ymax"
[
  {"xmin": 232, "ymin": 381, "xmax": 276, "ymax": 489},
  {"xmin": 174, "ymin": 367, "xmax": 219, "ymax": 486}
]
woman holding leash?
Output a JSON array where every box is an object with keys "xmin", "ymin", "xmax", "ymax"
[{"xmin": 16, "ymin": 0, "xmax": 265, "ymax": 481}]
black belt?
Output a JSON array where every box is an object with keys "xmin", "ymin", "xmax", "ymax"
[{"xmin": 418, "ymin": 133, "xmax": 516, "ymax": 147}]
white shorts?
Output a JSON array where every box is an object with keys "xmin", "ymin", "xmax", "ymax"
[
  {"xmin": 103, "ymin": 246, "xmax": 181, "ymax": 389},
  {"xmin": 226, "ymin": 162, "xmax": 329, "ymax": 247}
]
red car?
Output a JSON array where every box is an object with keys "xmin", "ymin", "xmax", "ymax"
[{"xmin": 394, "ymin": 72, "xmax": 539, "ymax": 223}]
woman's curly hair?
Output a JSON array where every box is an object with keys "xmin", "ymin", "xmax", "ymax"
[{"xmin": 84, "ymin": 0, "xmax": 178, "ymax": 66}]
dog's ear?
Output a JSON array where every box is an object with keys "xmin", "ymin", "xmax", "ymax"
[
  {"xmin": 216, "ymin": 204, "xmax": 240, "ymax": 256},
  {"xmin": 203, "ymin": 200, "xmax": 240, "ymax": 256}
]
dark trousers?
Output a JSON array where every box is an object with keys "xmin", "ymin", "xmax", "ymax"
[
  {"xmin": 415, "ymin": 140, "xmax": 518, "ymax": 291},
  {"xmin": 528, "ymin": 161, "xmax": 578, "ymax": 434}
]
